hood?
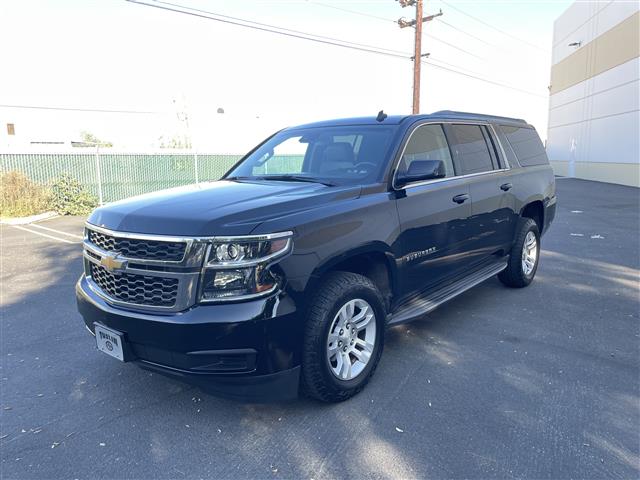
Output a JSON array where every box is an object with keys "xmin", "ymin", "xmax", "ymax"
[{"xmin": 87, "ymin": 180, "xmax": 361, "ymax": 236}]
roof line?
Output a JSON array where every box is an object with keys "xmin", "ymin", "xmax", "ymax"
[{"xmin": 430, "ymin": 110, "xmax": 528, "ymax": 124}]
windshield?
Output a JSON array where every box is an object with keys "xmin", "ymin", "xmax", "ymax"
[{"xmin": 226, "ymin": 125, "xmax": 397, "ymax": 186}]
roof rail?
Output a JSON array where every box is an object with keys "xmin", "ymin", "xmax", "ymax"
[{"xmin": 431, "ymin": 110, "xmax": 527, "ymax": 124}]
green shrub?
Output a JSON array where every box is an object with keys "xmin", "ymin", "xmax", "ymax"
[
  {"xmin": 0, "ymin": 171, "xmax": 51, "ymax": 218},
  {"xmin": 50, "ymin": 173, "xmax": 98, "ymax": 215}
]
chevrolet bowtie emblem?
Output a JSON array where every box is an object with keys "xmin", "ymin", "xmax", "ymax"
[{"xmin": 100, "ymin": 252, "xmax": 127, "ymax": 272}]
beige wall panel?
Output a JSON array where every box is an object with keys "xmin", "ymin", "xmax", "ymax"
[
  {"xmin": 551, "ymin": 160, "xmax": 640, "ymax": 187},
  {"xmin": 551, "ymin": 11, "xmax": 640, "ymax": 94}
]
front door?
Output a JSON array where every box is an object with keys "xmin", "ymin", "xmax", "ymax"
[{"xmin": 394, "ymin": 123, "xmax": 473, "ymax": 299}]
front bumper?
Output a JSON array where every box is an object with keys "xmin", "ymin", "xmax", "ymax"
[{"xmin": 76, "ymin": 275, "xmax": 303, "ymax": 401}]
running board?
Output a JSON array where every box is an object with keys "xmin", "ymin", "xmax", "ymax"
[{"xmin": 388, "ymin": 261, "xmax": 507, "ymax": 326}]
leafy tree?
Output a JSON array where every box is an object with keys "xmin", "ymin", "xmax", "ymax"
[
  {"xmin": 158, "ymin": 134, "xmax": 191, "ymax": 149},
  {"xmin": 77, "ymin": 131, "xmax": 113, "ymax": 147},
  {"xmin": 50, "ymin": 173, "xmax": 98, "ymax": 215}
]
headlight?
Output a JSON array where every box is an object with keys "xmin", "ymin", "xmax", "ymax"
[{"xmin": 199, "ymin": 232, "xmax": 292, "ymax": 301}]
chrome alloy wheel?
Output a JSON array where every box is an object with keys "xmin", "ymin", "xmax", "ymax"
[
  {"xmin": 521, "ymin": 231, "xmax": 538, "ymax": 276},
  {"xmin": 326, "ymin": 298, "xmax": 377, "ymax": 380}
]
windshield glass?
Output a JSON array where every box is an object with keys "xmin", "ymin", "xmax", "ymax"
[{"xmin": 226, "ymin": 125, "xmax": 397, "ymax": 185}]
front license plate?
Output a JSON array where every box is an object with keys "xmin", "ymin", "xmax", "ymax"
[{"xmin": 94, "ymin": 324, "xmax": 125, "ymax": 361}]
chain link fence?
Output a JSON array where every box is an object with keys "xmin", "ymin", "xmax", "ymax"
[{"xmin": 1, "ymin": 151, "xmax": 243, "ymax": 204}]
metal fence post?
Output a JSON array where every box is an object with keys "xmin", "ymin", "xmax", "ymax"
[
  {"xmin": 194, "ymin": 152, "xmax": 199, "ymax": 184},
  {"xmin": 95, "ymin": 145, "xmax": 104, "ymax": 205}
]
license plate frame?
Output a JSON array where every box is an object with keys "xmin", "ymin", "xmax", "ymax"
[{"xmin": 94, "ymin": 324, "xmax": 125, "ymax": 362}]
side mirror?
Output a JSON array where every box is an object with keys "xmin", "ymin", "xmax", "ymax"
[{"xmin": 396, "ymin": 159, "xmax": 447, "ymax": 187}]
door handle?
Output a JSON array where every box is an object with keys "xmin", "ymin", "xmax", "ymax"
[
  {"xmin": 452, "ymin": 193, "xmax": 470, "ymax": 204},
  {"xmin": 500, "ymin": 183, "xmax": 513, "ymax": 191}
]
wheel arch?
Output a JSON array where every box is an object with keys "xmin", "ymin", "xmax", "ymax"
[
  {"xmin": 520, "ymin": 199, "xmax": 545, "ymax": 234},
  {"xmin": 306, "ymin": 243, "xmax": 398, "ymax": 311}
]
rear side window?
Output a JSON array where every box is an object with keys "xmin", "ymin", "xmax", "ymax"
[
  {"xmin": 500, "ymin": 125, "xmax": 549, "ymax": 167},
  {"xmin": 448, "ymin": 124, "xmax": 496, "ymax": 175}
]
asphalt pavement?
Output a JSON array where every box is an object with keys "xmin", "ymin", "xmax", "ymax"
[{"xmin": 1, "ymin": 178, "xmax": 639, "ymax": 479}]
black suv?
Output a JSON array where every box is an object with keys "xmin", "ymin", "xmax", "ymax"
[{"xmin": 77, "ymin": 111, "xmax": 556, "ymax": 402}]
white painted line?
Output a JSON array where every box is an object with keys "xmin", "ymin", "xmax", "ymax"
[
  {"xmin": 10, "ymin": 225, "xmax": 77, "ymax": 244},
  {"xmin": 29, "ymin": 223, "xmax": 84, "ymax": 240}
]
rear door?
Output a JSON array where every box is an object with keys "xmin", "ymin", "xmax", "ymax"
[
  {"xmin": 394, "ymin": 123, "xmax": 473, "ymax": 298},
  {"xmin": 445, "ymin": 123, "xmax": 515, "ymax": 267}
]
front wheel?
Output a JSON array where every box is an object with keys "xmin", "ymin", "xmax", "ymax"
[
  {"xmin": 499, "ymin": 217, "xmax": 540, "ymax": 288},
  {"xmin": 301, "ymin": 272, "xmax": 386, "ymax": 402}
]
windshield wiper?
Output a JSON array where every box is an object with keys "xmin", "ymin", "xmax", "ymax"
[
  {"xmin": 230, "ymin": 175, "xmax": 335, "ymax": 187},
  {"xmin": 225, "ymin": 176, "xmax": 255, "ymax": 182},
  {"xmin": 260, "ymin": 175, "xmax": 336, "ymax": 186}
]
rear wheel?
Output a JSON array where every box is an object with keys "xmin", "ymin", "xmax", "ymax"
[
  {"xmin": 301, "ymin": 272, "xmax": 385, "ymax": 402},
  {"xmin": 499, "ymin": 217, "xmax": 540, "ymax": 288}
]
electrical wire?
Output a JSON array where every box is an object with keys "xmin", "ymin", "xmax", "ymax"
[
  {"xmin": 306, "ymin": 0, "xmax": 489, "ymax": 61},
  {"xmin": 126, "ymin": 0, "xmax": 411, "ymax": 59},
  {"xmin": 128, "ymin": 0, "xmax": 546, "ymax": 100},
  {"xmin": 440, "ymin": 0, "xmax": 548, "ymax": 53},
  {"xmin": 434, "ymin": 17, "xmax": 501, "ymax": 50},
  {"xmin": 427, "ymin": 56, "xmax": 485, "ymax": 77},
  {"xmin": 421, "ymin": 60, "xmax": 546, "ymax": 98},
  {"xmin": 424, "ymin": 32, "xmax": 486, "ymax": 60},
  {"xmin": 156, "ymin": 0, "xmax": 412, "ymax": 56},
  {"xmin": 308, "ymin": 1, "xmax": 396, "ymax": 24},
  {"xmin": 0, "ymin": 104, "xmax": 162, "ymax": 114}
]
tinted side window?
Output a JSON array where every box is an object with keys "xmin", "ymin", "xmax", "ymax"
[
  {"xmin": 400, "ymin": 124, "xmax": 455, "ymax": 178},
  {"xmin": 493, "ymin": 125, "xmax": 519, "ymax": 167},
  {"xmin": 500, "ymin": 125, "xmax": 549, "ymax": 167},
  {"xmin": 449, "ymin": 124, "xmax": 495, "ymax": 175}
]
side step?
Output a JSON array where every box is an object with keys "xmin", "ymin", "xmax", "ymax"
[{"xmin": 388, "ymin": 261, "xmax": 507, "ymax": 326}]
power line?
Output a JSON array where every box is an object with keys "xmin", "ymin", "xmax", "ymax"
[
  {"xmin": 434, "ymin": 17, "xmax": 500, "ymax": 49},
  {"xmin": 424, "ymin": 31, "xmax": 486, "ymax": 60},
  {"xmin": 421, "ymin": 60, "xmax": 546, "ymax": 98},
  {"xmin": 309, "ymin": 1, "xmax": 396, "ymax": 24},
  {"xmin": 428, "ymin": 56, "xmax": 485, "ymax": 77},
  {"xmin": 0, "ymin": 104, "xmax": 162, "ymax": 114},
  {"xmin": 428, "ymin": 52, "xmax": 542, "ymax": 89},
  {"xmin": 126, "ymin": 0, "xmax": 411, "ymax": 59},
  {"xmin": 306, "ymin": 0, "xmax": 488, "ymax": 61},
  {"xmin": 434, "ymin": 17, "xmax": 542, "ymax": 60},
  {"xmin": 154, "ymin": 0, "xmax": 410, "ymax": 56},
  {"xmin": 126, "ymin": 0, "xmax": 546, "ymax": 101},
  {"xmin": 440, "ymin": 0, "xmax": 548, "ymax": 53}
]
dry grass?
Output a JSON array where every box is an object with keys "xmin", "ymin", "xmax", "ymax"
[{"xmin": 0, "ymin": 171, "xmax": 52, "ymax": 218}]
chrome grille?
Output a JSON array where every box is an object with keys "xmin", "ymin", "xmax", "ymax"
[
  {"xmin": 88, "ymin": 229, "xmax": 186, "ymax": 261},
  {"xmin": 90, "ymin": 263, "xmax": 179, "ymax": 307},
  {"xmin": 83, "ymin": 225, "xmax": 206, "ymax": 312}
]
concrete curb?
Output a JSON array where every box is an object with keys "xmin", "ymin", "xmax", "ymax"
[{"xmin": 0, "ymin": 211, "xmax": 59, "ymax": 225}]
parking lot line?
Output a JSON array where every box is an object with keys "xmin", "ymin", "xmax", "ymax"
[
  {"xmin": 29, "ymin": 222, "xmax": 84, "ymax": 240},
  {"xmin": 10, "ymin": 225, "xmax": 78, "ymax": 244}
]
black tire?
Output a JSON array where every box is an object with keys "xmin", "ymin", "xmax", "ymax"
[
  {"xmin": 499, "ymin": 217, "xmax": 540, "ymax": 288},
  {"xmin": 301, "ymin": 272, "xmax": 386, "ymax": 402}
]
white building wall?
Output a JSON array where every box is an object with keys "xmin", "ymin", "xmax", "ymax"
[{"xmin": 547, "ymin": 1, "xmax": 640, "ymax": 187}]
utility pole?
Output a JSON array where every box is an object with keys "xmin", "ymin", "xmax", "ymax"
[{"xmin": 397, "ymin": 0, "xmax": 443, "ymax": 114}]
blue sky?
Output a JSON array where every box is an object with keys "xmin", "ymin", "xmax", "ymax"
[{"xmin": 0, "ymin": 0, "xmax": 572, "ymax": 150}]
